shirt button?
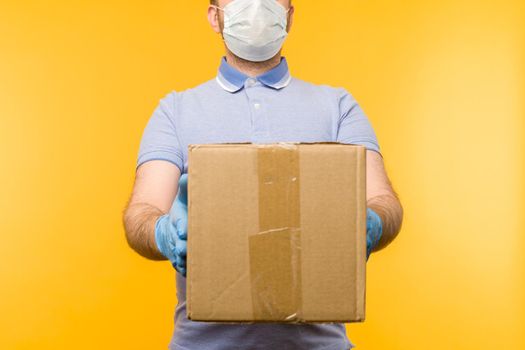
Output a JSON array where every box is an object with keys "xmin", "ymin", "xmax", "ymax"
[
  {"xmin": 254, "ymin": 103, "xmax": 261, "ymax": 109},
  {"xmin": 247, "ymin": 78, "xmax": 257, "ymax": 87}
]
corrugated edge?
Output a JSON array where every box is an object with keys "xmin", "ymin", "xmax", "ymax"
[
  {"xmin": 186, "ymin": 145, "xmax": 195, "ymax": 320},
  {"xmin": 355, "ymin": 145, "xmax": 367, "ymax": 322}
]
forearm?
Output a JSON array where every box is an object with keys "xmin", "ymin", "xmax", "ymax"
[
  {"xmin": 367, "ymin": 193, "xmax": 403, "ymax": 251},
  {"xmin": 122, "ymin": 202, "xmax": 166, "ymax": 261}
]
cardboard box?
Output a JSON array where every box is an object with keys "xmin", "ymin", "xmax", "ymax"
[{"xmin": 186, "ymin": 143, "xmax": 366, "ymax": 323}]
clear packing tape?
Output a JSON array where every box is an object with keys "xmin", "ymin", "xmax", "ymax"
[{"xmin": 248, "ymin": 144, "xmax": 303, "ymax": 322}]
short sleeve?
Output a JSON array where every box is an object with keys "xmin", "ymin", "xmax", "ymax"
[
  {"xmin": 136, "ymin": 92, "xmax": 184, "ymax": 172},
  {"xmin": 336, "ymin": 89, "xmax": 382, "ymax": 156}
]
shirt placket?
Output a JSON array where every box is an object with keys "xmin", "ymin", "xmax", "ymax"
[{"xmin": 243, "ymin": 78, "xmax": 269, "ymax": 143}]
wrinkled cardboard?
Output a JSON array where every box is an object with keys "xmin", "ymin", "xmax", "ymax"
[{"xmin": 186, "ymin": 143, "xmax": 366, "ymax": 323}]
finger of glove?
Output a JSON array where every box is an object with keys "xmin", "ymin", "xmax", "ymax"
[
  {"xmin": 171, "ymin": 261, "xmax": 185, "ymax": 276},
  {"xmin": 366, "ymin": 208, "xmax": 383, "ymax": 249},
  {"xmin": 172, "ymin": 260, "xmax": 186, "ymax": 276},
  {"xmin": 175, "ymin": 254, "xmax": 186, "ymax": 269},
  {"xmin": 177, "ymin": 257, "xmax": 186, "ymax": 269},
  {"xmin": 175, "ymin": 215, "xmax": 188, "ymax": 240},
  {"xmin": 175, "ymin": 239, "xmax": 187, "ymax": 258},
  {"xmin": 168, "ymin": 200, "xmax": 188, "ymax": 240},
  {"xmin": 366, "ymin": 208, "xmax": 375, "ymax": 231}
]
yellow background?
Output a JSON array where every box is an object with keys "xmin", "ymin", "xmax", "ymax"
[{"xmin": 1, "ymin": 0, "xmax": 524, "ymax": 349}]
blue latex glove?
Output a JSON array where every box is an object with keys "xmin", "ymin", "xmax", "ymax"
[
  {"xmin": 154, "ymin": 174, "xmax": 188, "ymax": 276},
  {"xmin": 366, "ymin": 208, "xmax": 383, "ymax": 260}
]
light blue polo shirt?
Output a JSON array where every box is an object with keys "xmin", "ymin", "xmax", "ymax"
[{"xmin": 136, "ymin": 56, "xmax": 381, "ymax": 350}]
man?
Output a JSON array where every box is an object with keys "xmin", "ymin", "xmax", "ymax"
[{"xmin": 123, "ymin": 0, "xmax": 403, "ymax": 349}]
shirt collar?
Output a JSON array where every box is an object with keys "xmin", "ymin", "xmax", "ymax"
[{"xmin": 216, "ymin": 56, "xmax": 292, "ymax": 93}]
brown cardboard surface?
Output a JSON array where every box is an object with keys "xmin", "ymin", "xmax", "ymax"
[{"xmin": 186, "ymin": 143, "xmax": 366, "ymax": 323}]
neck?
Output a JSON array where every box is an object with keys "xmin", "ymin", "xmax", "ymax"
[{"xmin": 224, "ymin": 50, "xmax": 282, "ymax": 78}]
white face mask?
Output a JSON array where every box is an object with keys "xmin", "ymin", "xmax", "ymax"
[{"xmin": 212, "ymin": 0, "xmax": 290, "ymax": 62}]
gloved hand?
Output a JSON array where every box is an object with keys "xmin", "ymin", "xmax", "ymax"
[
  {"xmin": 366, "ymin": 208, "xmax": 383, "ymax": 260},
  {"xmin": 154, "ymin": 174, "xmax": 188, "ymax": 276}
]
